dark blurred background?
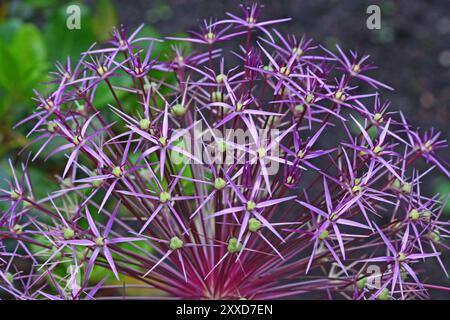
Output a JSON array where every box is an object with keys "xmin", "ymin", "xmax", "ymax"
[{"xmin": 0, "ymin": 0, "xmax": 449, "ymax": 298}]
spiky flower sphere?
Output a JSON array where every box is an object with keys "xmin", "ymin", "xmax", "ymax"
[{"xmin": 1, "ymin": 4, "xmax": 449, "ymax": 300}]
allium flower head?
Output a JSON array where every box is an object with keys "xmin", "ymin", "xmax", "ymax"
[{"xmin": 1, "ymin": 4, "xmax": 449, "ymax": 300}]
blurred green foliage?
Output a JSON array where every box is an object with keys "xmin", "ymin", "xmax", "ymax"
[
  {"xmin": 0, "ymin": 0, "xmax": 192, "ymax": 291},
  {"xmin": 0, "ymin": 0, "xmax": 115, "ymax": 158}
]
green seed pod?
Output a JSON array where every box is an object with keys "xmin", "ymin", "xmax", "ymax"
[
  {"xmin": 422, "ymin": 210, "xmax": 432, "ymax": 222},
  {"xmin": 319, "ymin": 229, "xmax": 329, "ymax": 240},
  {"xmin": 351, "ymin": 64, "xmax": 361, "ymax": 74},
  {"xmin": 286, "ymin": 175, "xmax": 295, "ymax": 185},
  {"xmin": 335, "ymin": 91, "xmax": 346, "ymax": 102},
  {"xmin": 23, "ymin": 199, "xmax": 34, "ymax": 208},
  {"xmin": 47, "ymin": 121, "xmax": 58, "ymax": 133},
  {"xmin": 409, "ymin": 209, "xmax": 420, "ymax": 221},
  {"xmin": 5, "ymin": 272, "xmax": 14, "ymax": 284},
  {"xmin": 297, "ymin": 149, "xmax": 305, "ymax": 159},
  {"xmin": 61, "ymin": 178, "xmax": 73, "ymax": 188},
  {"xmin": 227, "ymin": 237, "xmax": 242, "ymax": 253},
  {"xmin": 63, "ymin": 228, "xmax": 75, "ymax": 240},
  {"xmin": 97, "ymin": 65, "xmax": 108, "ymax": 76},
  {"xmin": 373, "ymin": 145, "xmax": 383, "ymax": 154},
  {"xmin": 211, "ymin": 91, "xmax": 223, "ymax": 102},
  {"xmin": 373, "ymin": 113, "xmax": 384, "ymax": 123},
  {"xmin": 10, "ymin": 189, "xmax": 20, "ymax": 200},
  {"xmin": 356, "ymin": 277, "xmax": 367, "ymax": 290},
  {"xmin": 391, "ymin": 179, "xmax": 401, "ymax": 190},
  {"xmin": 248, "ymin": 218, "xmax": 261, "ymax": 232},
  {"xmin": 45, "ymin": 99, "xmax": 55, "ymax": 110},
  {"xmin": 76, "ymin": 103, "xmax": 86, "ymax": 113},
  {"xmin": 171, "ymin": 103, "xmax": 186, "ymax": 117},
  {"xmin": 430, "ymin": 229, "xmax": 441, "ymax": 243},
  {"xmin": 246, "ymin": 201, "xmax": 256, "ymax": 211},
  {"xmin": 12, "ymin": 224, "xmax": 23, "ymax": 234},
  {"xmin": 292, "ymin": 46, "xmax": 303, "ymax": 57},
  {"xmin": 294, "ymin": 104, "xmax": 305, "ymax": 114},
  {"xmin": 263, "ymin": 65, "xmax": 274, "ymax": 72},
  {"xmin": 214, "ymin": 177, "xmax": 226, "ymax": 190},
  {"xmin": 112, "ymin": 166, "xmax": 123, "ymax": 177},
  {"xmin": 158, "ymin": 136, "xmax": 168, "ymax": 146},
  {"xmin": 205, "ymin": 31, "xmax": 215, "ymax": 42},
  {"xmin": 256, "ymin": 147, "xmax": 266, "ymax": 158},
  {"xmin": 279, "ymin": 66, "xmax": 290, "ymax": 76},
  {"xmin": 73, "ymin": 135, "xmax": 83, "ymax": 145},
  {"xmin": 378, "ymin": 288, "xmax": 390, "ymax": 300},
  {"xmin": 169, "ymin": 236, "xmax": 183, "ymax": 251},
  {"xmin": 95, "ymin": 237, "xmax": 104, "ymax": 246},
  {"xmin": 392, "ymin": 221, "xmax": 402, "ymax": 230},
  {"xmin": 139, "ymin": 118, "xmax": 150, "ymax": 130},
  {"xmin": 401, "ymin": 182, "xmax": 411, "ymax": 194},
  {"xmin": 329, "ymin": 212, "xmax": 338, "ymax": 222},
  {"xmin": 215, "ymin": 73, "xmax": 227, "ymax": 83},
  {"xmin": 159, "ymin": 192, "xmax": 172, "ymax": 203},
  {"xmin": 305, "ymin": 94, "xmax": 315, "ymax": 104}
]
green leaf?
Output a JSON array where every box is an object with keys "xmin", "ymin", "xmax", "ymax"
[
  {"xmin": 435, "ymin": 177, "xmax": 450, "ymax": 215},
  {"xmin": 0, "ymin": 23, "xmax": 47, "ymax": 104},
  {"xmin": 0, "ymin": 40, "xmax": 16, "ymax": 90},
  {"xmin": 43, "ymin": 5, "xmax": 95, "ymax": 61},
  {"xmin": 0, "ymin": 19, "xmax": 23, "ymax": 43},
  {"xmin": 10, "ymin": 24, "xmax": 47, "ymax": 86}
]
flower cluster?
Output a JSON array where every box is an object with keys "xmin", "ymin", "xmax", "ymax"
[{"xmin": 1, "ymin": 4, "xmax": 449, "ymax": 300}]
